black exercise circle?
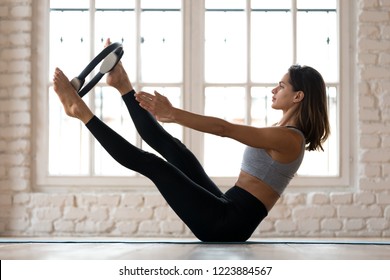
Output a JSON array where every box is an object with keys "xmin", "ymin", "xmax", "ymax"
[{"xmin": 70, "ymin": 42, "xmax": 124, "ymax": 97}]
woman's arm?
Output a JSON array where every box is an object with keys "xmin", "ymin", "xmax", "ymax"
[
  {"xmin": 135, "ymin": 91, "xmax": 302, "ymax": 154},
  {"xmin": 135, "ymin": 91, "xmax": 228, "ymax": 135}
]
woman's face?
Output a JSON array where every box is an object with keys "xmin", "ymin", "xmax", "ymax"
[{"xmin": 271, "ymin": 73, "xmax": 299, "ymax": 111}]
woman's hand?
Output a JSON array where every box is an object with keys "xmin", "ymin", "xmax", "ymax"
[{"xmin": 135, "ymin": 91, "xmax": 175, "ymax": 122}]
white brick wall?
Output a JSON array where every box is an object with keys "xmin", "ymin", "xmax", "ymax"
[{"xmin": 0, "ymin": 0, "xmax": 389, "ymax": 239}]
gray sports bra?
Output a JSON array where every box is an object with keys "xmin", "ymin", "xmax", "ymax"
[{"xmin": 240, "ymin": 127, "xmax": 305, "ymax": 195}]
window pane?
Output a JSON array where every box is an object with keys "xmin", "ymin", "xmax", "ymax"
[
  {"xmin": 251, "ymin": 0, "xmax": 291, "ymax": 9},
  {"xmin": 206, "ymin": 0, "xmax": 244, "ymax": 9},
  {"xmin": 140, "ymin": 6, "xmax": 182, "ymax": 83},
  {"xmin": 48, "ymin": 88, "xmax": 90, "ymax": 175},
  {"xmin": 251, "ymin": 10, "xmax": 292, "ymax": 83},
  {"xmin": 49, "ymin": 10, "xmax": 90, "ymax": 80},
  {"xmin": 95, "ymin": 8, "xmax": 136, "ymax": 82},
  {"xmin": 204, "ymin": 87, "xmax": 246, "ymax": 176},
  {"xmin": 142, "ymin": 0, "xmax": 181, "ymax": 9},
  {"xmin": 297, "ymin": 0, "xmax": 336, "ymax": 9},
  {"xmin": 205, "ymin": 0, "xmax": 246, "ymax": 83},
  {"xmin": 95, "ymin": 0, "xmax": 134, "ymax": 9},
  {"xmin": 297, "ymin": 10, "xmax": 338, "ymax": 82}
]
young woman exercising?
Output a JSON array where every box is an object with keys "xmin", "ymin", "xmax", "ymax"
[{"xmin": 53, "ymin": 42, "xmax": 330, "ymax": 242}]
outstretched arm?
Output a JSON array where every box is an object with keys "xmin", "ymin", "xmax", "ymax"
[
  {"xmin": 136, "ymin": 90, "xmax": 233, "ymax": 137},
  {"xmin": 135, "ymin": 91, "xmax": 302, "ymax": 154}
]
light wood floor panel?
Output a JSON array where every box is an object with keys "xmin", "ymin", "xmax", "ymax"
[{"xmin": 1, "ymin": 239, "xmax": 390, "ymax": 260}]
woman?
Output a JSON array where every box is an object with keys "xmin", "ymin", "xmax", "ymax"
[{"xmin": 53, "ymin": 42, "xmax": 330, "ymax": 242}]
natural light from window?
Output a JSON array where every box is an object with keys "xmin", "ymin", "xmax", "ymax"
[{"xmin": 47, "ymin": 0, "xmax": 339, "ymax": 180}]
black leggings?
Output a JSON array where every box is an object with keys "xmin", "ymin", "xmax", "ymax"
[{"xmin": 85, "ymin": 90, "xmax": 268, "ymax": 242}]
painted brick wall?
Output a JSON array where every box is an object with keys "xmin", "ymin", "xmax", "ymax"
[{"xmin": 0, "ymin": 0, "xmax": 389, "ymax": 239}]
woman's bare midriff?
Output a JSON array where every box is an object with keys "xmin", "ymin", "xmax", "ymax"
[{"xmin": 235, "ymin": 170, "xmax": 280, "ymax": 212}]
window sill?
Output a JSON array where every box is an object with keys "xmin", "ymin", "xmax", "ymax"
[{"xmin": 34, "ymin": 174, "xmax": 351, "ymax": 193}]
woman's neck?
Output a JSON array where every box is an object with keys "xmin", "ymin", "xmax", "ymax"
[{"xmin": 277, "ymin": 107, "xmax": 299, "ymax": 127}]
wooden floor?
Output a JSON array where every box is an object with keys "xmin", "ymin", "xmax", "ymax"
[{"xmin": 1, "ymin": 238, "xmax": 390, "ymax": 260}]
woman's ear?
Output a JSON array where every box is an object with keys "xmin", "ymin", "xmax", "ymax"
[{"xmin": 294, "ymin": 91, "xmax": 304, "ymax": 103}]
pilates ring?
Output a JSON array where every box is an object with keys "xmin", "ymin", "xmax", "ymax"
[{"xmin": 70, "ymin": 42, "xmax": 124, "ymax": 97}]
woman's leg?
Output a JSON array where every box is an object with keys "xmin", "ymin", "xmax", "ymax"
[{"xmin": 106, "ymin": 62, "xmax": 222, "ymax": 196}]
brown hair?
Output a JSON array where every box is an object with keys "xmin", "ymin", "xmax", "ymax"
[{"xmin": 288, "ymin": 65, "xmax": 330, "ymax": 151}]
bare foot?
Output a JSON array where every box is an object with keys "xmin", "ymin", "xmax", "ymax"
[
  {"xmin": 104, "ymin": 38, "xmax": 133, "ymax": 95},
  {"xmin": 53, "ymin": 68, "xmax": 94, "ymax": 124}
]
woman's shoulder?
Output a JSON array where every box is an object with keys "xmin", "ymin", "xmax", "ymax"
[{"xmin": 264, "ymin": 126, "xmax": 305, "ymax": 163}]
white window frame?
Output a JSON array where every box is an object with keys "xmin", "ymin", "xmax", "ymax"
[{"xmin": 32, "ymin": 0, "xmax": 353, "ymax": 191}]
